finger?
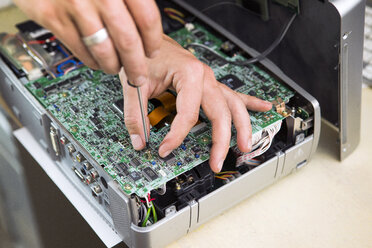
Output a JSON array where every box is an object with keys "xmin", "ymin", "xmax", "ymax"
[
  {"xmin": 236, "ymin": 93, "xmax": 273, "ymax": 112},
  {"xmin": 119, "ymin": 69, "xmax": 150, "ymax": 150},
  {"xmin": 158, "ymin": 62, "xmax": 204, "ymax": 157},
  {"xmin": 53, "ymin": 15, "xmax": 99, "ymax": 70},
  {"xmin": 201, "ymin": 68, "xmax": 232, "ymax": 172},
  {"xmin": 203, "ymin": 85, "xmax": 232, "ymax": 173},
  {"xmin": 219, "ymin": 84, "xmax": 252, "ymax": 153},
  {"xmin": 98, "ymin": 0, "xmax": 149, "ymax": 86},
  {"xmin": 67, "ymin": 0, "xmax": 120, "ymax": 74},
  {"xmin": 125, "ymin": 0, "xmax": 163, "ymax": 57}
]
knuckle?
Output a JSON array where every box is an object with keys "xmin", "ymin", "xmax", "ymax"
[
  {"xmin": 185, "ymin": 111, "xmax": 199, "ymax": 126},
  {"xmin": 124, "ymin": 115, "xmax": 140, "ymax": 132},
  {"xmin": 66, "ymin": 0, "xmax": 80, "ymax": 8},
  {"xmin": 120, "ymin": 35, "xmax": 140, "ymax": 50},
  {"xmin": 39, "ymin": 6, "xmax": 56, "ymax": 24},
  {"xmin": 141, "ymin": 11, "xmax": 160, "ymax": 31},
  {"xmin": 184, "ymin": 60, "xmax": 204, "ymax": 78}
]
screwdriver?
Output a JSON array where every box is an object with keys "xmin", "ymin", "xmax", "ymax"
[{"xmin": 127, "ymin": 80, "xmax": 149, "ymax": 148}]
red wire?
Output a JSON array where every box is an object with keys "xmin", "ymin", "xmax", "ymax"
[
  {"xmin": 28, "ymin": 36, "xmax": 56, "ymax": 45},
  {"xmin": 140, "ymin": 193, "xmax": 155, "ymax": 203}
]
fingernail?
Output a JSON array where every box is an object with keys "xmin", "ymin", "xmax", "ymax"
[
  {"xmin": 217, "ymin": 161, "xmax": 224, "ymax": 171},
  {"xmin": 134, "ymin": 75, "xmax": 147, "ymax": 86},
  {"xmin": 265, "ymin": 101, "xmax": 273, "ymax": 108},
  {"xmin": 130, "ymin": 134, "xmax": 144, "ymax": 150}
]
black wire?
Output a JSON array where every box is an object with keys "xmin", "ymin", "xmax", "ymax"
[
  {"xmin": 186, "ymin": 12, "xmax": 297, "ymax": 66},
  {"xmin": 189, "ymin": 1, "xmax": 263, "ymax": 22}
]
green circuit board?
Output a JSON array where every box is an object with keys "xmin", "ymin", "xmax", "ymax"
[{"xmin": 25, "ymin": 22, "xmax": 294, "ymax": 197}]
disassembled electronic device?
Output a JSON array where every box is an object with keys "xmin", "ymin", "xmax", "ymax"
[{"xmin": 0, "ymin": 0, "xmax": 364, "ymax": 247}]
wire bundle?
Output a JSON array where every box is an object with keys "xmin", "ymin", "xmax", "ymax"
[
  {"xmin": 215, "ymin": 171, "xmax": 239, "ymax": 180},
  {"xmin": 235, "ymin": 121, "xmax": 282, "ymax": 167},
  {"xmin": 139, "ymin": 193, "xmax": 158, "ymax": 227},
  {"xmin": 164, "ymin": 7, "xmax": 186, "ymax": 25}
]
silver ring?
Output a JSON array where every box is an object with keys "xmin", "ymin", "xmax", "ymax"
[{"xmin": 82, "ymin": 28, "xmax": 108, "ymax": 46}]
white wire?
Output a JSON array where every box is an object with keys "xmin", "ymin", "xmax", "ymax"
[{"xmin": 236, "ymin": 121, "xmax": 282, "ymax": 166}]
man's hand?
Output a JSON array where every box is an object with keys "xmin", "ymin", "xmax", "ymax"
[
  {"xmin": 120, "ymin": 35, "xmax": 272, "ymax": 172},
  {"xmin": 14, "ymin": 0, "xmax": 163, "ymax": 86}
]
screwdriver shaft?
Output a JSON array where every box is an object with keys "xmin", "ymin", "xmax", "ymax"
[{"xmin": 136, "ymin": 87, "xmax": 149, "ymax": 147}]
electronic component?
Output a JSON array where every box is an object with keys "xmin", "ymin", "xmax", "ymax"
[
  {"xmin": 130, "ymin": 158, "xmax": 141, "ymax": 167},
  {"xmin": 143, "ymin": 167, "xmax": 159, "ymax": 181},
  {"xmin": 218, "ymin": 74, "xmax": 245, "ymax": 90},
  {"xmin": 83, "ymin": 161, "xmax": 93, "ymax": 170},
  {"xmin": 49, "ymin": 126, "xmax": 60, "ymax": 156},
  {"xmin": 129, "ymin": 171, "xmax": 142, "ymax": 182},
  {"xmin": 161, "ymin": 152, "xmax": 176, "ymax": 165},
  {"xmin": 76, "ymin": 152, "xmax": 85, "ymax": 163}
]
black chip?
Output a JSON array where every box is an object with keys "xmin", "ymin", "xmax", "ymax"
[
  {"xmin": 93, "ymin": 107, "xmax": 99, "ymax": 112},
  {"xmin": 258, "ymin": 75, "xmax": 265, "ymax": 81},
  {"xmin": 118, "ymin": 162, "xmax": 128, "ymax": 171},
  {"xmin": 193, "ymin": 126, "xmax": 208, "ymax": 136},
  {"xmin": 129, "ymin": 171, "xmax": 141, "ymax": 181},
  {"xmin": 69, "ymin": 74, "xmax": 81, "ymax": 82},
  {"xmin": 34, "ymin": 82, "xmax": 42, "ymax": 89},
  {"xmin": 268, "ymin": 91, "xmax": 276, "ymax": 98},
  {"xmin": 122, "ymin": 168, "xmax": 129, "ymax": 176},
  {"xmin": 215, "ymin": 59, "xmax": 227, "ymax": 67},
  {"xmin": 161, "ymin": 152, "xmax": 176, "ymax": 164},
  {"xmin": 94, "ymin": 130, "xmax": 104, "ymax": 138},
  {"xmin": 58, "ymin": 80, "xmax": 70, "ymax": 87},
  {"xmin": 90, "ymin": 117, "xmax": 100, "ymax": 125},
  {"xmin": 185, "ymin": 157, "xmax": 192, "ymax": 163},
  {"xmin": 192, "ymin": 146, "xmax": 201, "ymax": 153},
  {"xmin": 261, "ymin": 85, "xmax": 269, "ymax": 91},
  {"xmin": 130, "ymin": 158, "xmax": 141, "ymax": 167},
  {"xmin": 248, "ymin": 90, "xmax": 257, "ymax": 96},
  {"xmin": 128, "ymin": 154, "xmax": 134, "ymax": 158},
  {"xmin": 44, "ymin": 84, "xmax": 57, "ymax": 92},
  {"xmin": 143, "ymin": 167, "xmax": 158, "ymax": 181},
  {"xmin": 96, "ymin": 124, "xmax": 103, "ymax": 129},
  {"xmin": 218, "ymin": 74, "xmax": 244, "ymax": 90},
  {"xmin": 193, "ymin": 30, "xmax": 204, "ymax": 38},
  {"xmin": 111, "ymin": 135, "xmax": 119, "ymax": 142},
  {"xmin": 71, "ymin": 106, "xmax": 79, "ymax": 114},
  {"xmin": 203, "ymin": 52, "xmax": 215, "ymax": 61}
]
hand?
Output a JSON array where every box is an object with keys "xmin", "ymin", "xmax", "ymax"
[
  {"xmin": 120, "ymin": 35, "xmax": 272, "ymax": 172},
  {"xmin": 14, "ymin": 0, "xmax": 163, "ymax": 86}
]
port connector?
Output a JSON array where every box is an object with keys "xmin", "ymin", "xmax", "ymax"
[
  {"xmin": 90, "ymin": 170, "xmax": 99, "ymax": 179},
  {"xmin": 86, "ymin": 175, "xmax": 93, "ymax": 184},
  {"xmin": 67, "ymin": 144, "xmax": 76, "ymax": 154},
  {"xmin": 76, "ymin": 152, "xmax": 85, "ymax": 163},
  {"xmin": 82, "ymin": 161, "xmax": 92, "ymax": 170},
  {"xmin": 60, "ymin": 136, "xmax": 68, "ymax": 145},
  {"xmin": 72, "ymin": 167, "xmax": 86, "ymax": 184},
  {"xmin": 92, "ymin": 185, "xmax": 102, "ymax": 195},
  {"xmin": 49, "ymin": 126, "xmax": 60, "ymax": 156}
]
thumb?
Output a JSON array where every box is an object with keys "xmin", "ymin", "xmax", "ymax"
[{"xmin": 119, "ymin": 69, "xmax": 150, "ymax": 150}]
